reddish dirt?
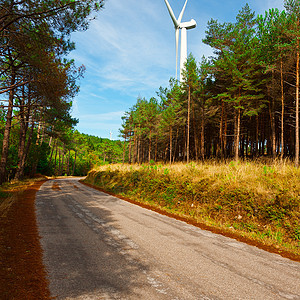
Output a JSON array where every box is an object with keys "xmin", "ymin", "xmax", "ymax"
[
  {"xmin": 0, "ymin": 180, "xmax": 51, "ymax": 300},
  {"xmin": 81, "ymin": 181, "xmax": 300, "ymax": 263}
]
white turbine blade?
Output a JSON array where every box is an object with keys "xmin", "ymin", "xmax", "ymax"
[
  {"xmin": 175, "ymin": 28, "xmax": 179, "ymax": 80},
  {"xmin": 178, "ymin": 0, "xmax": 188, "ymax": 23},
  {"xmin": 164, "ymin": 0, "xmax": 179, "ymax": 28}
]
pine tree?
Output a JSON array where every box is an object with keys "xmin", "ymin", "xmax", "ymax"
[
  {"xmin": 284, "ymin": 0, "xmax": 300, "ymax": 167},
  {"xmin": 257, "ymin": 8, "xmax": 289, "ymax": 159},
  {"xmin": 182, "ymin": 54, "xmax": 199, "ymax": 162},
  {"xmin": 159, "ymin": 79, "xmax": 183, "ymax": 164}
]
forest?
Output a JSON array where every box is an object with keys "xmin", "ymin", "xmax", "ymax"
[
  {"xmin": 1, "ymin": 1, "xmax": 300, "ymax": 186},
  {"xmin": 0, "ymin": 0, "xmax": 125, "ymax": 183},
  {"xmin": 120, "ymin": 2, "xmax": 300, "ymax": 167}
]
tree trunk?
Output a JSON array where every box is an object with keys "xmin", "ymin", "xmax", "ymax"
[
  {"xmin": 269, "ymin": 100, "xmax": 276, "ymax": 159},
  {"xmin": 155, "ymin": 135, "xmax": 158, "ymax": 162},
  {"xmin": 15, "ymin": 96, "xmax": 27, "ymax": 180},
  {"xmin": 246, "ymin": 133, "xmax": 250, "ymax": 158},
  {"xmin": 169, "ymin": 126, "xmax": 172, "ymax": 165},
  {"xmin": 148, "ymin": 130, "xmax": 152, "ymax": 163},
  {"xmin": 295, "ymin": 42, "xmax": 299, "ymax": 167},
  {"xmin": 280, "ymin": 57, "xmax": 285, "ymax": 160},
  {"xmin": 67, "ymin": 150, "xmax": 70, "ymax": 175},
  {"xmin": 15, "ymin": 123, "xmax": 28, "ymax": 180},
  {"xmin": 54, "ymin": 144, "xmax": 58, "ymax": 174},
  {"xmin": 15, "ymin": 131, "xmax": 27, "ymax": 180},
  {"xmin": 123, "ymin": 135, "xmax": 126, "ymax": 164},
  {"xmin": 173, "ymin": 127, "xmax": 179, "ymax": 163},
  {"xmin": 49, "ymin": 140, "xmax": 56, "ymax": 165},
  {"xmin": 36, "ymin": 121, "xmax": 42, "ymax": 145},
  {"xmin": 137, "ymin": 136, "xmax": 140, "ymax": 164},
  {"xmin": 61, "ymin": 149, "xmax": 64, "ymax": 175},
  {"xmin": 72, "ymin": 150, "xmax": 77, "ymax": 176},
  {"xmin": 0, "ymin": 68, "xmax": 15, "ymax": 184},
  {"xmin": 192, "ymin": 105, "xmax": 198, "ymax": 161},
  {"xmin": 49, "ymin": 136, "xmax": 53, "ymax": 147},
  {"xmin": 200, "ymin": 105, "xmax": 205, "ymax": 160},
  {"xmin": 254, "ymin": 115, "xmax": 258, "ymax": 157},
  {"xmin": 48, "ymin": 125, "xmax": 55, "ymax": 147},
  {"xmin": 15, "ymin": 86, "xmax": 32, "ymax": 180},
  {"xmin": 234, "ymin": 108, "xmax": 240, "ymax": 161},
  {"xmin": 26, "ymin": 120, "xmax": 37, "ymax": 177},
  {"xmin": 241, "ymin": 135, "xmax": 245, "ymax": 159},
  {"xmin": 132, "ymin": 127, "xmax": 137, "ymax": 164},
  {"xmin": 40, "ymin": 122, "xmax": 45, "ymax": 145},
  {"xmin": 220, "ymin": 101, "xmax": 224, "ymax": 159},
  {"xmin": 58, "ymin": 149, "xmax": 61, "ymax": 175},
  {"xmin": 224, "ymin": 110, "xmax": 228, "ymax": 158},
  {"xmin": 187, "ymin": 86, "xmax": 191, "ymax": 163},
  {"xmin": 128, "ymin": 134, "xmax": 132, "ymax": 164}
]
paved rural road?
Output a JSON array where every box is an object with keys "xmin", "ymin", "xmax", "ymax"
[{"xmin": 36, "ymin": 178, "xmax": 300, "ymax": 300}]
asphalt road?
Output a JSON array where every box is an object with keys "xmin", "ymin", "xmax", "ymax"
[{"xmin": 36, "ymin": 178, "xmax": 300, "ymax": 300}]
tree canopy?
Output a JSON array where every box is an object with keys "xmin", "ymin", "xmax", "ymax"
[
  {"xmin": 121, "ymin": 2, "xmax": 300, "ymax": 166},
  {"xmin": 0, "ymin": 0, "xmax": 105, "ymax": 183}
]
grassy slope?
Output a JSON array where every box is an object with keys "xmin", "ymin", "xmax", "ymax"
[{"xmin": 84, "ymin": 161, "xmax": 300, "ymax": 258}]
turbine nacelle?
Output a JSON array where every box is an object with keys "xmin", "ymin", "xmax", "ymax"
[{"xmin": 180, "ymin": 19, "xmax": 197, "ymax": 30}]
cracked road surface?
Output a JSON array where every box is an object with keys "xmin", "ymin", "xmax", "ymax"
[{"xmin": 36, "ymin": 178, "xmax": 300, "ymax": 300}]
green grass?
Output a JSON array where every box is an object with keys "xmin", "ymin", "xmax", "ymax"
[{"xmin": 84, "ymin": 160, "xmax": 300, "ymax": 256}]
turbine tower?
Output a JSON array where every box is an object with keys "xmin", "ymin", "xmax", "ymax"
[{"xmin": 164, "ymin": 0, "xmax": 196, "ymax": 82}]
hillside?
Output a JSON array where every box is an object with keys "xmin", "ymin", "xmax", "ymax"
[{"xmin": 84, "ymin": 160, "xmax": 300, "ymax": 260}]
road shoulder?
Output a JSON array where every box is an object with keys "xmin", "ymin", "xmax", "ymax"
[{"xmin": 0, "ymin": 180, "xmax": 50, "ymax": 299}]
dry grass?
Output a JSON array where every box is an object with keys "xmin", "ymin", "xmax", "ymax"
[
  {"xmin": 0, "ymin": 177, "xmax": 47, "ymax": 217},
  {"xmin": 86, "ymin": 160, "xmax": 300, "ymax": 256}
]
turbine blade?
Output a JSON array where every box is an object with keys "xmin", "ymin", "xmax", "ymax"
[
  {"xmin": 164, "ymin": 0, "xmax": 179, "ymax": 27},
  {"xmin": 178, "ymin": 0, "xmax": 188, "ymax": 23}
]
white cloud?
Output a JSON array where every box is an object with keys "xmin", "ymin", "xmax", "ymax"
[
  {"xmin": 70, "ymin": 0, "xmax": 175, "ymax": 97},
  {"xmin": 71, "ymin": 99, "xmax": 79, "ymax": 116},
  {"xmin": 75, "ymin": 110, "xmax": 126, "ymax": 138},
  {"xmin": 80, "ymin": 111, "xmax": 125, "ymax": 121},
  {"xmin": 262, "ymin": 0, "xmax": 285, "ymax": 12}
]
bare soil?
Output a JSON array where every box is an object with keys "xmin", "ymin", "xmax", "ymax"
[{"xmin": 0, "ymin": 180, "xmax": 51, "ymax": 299}]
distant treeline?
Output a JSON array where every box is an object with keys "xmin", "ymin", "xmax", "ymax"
[
  {"xmin": 120, "ymin": 2, "xmax": 300, "ymax": 166},
  {"xmin": 38, "ymin": 132, "xmax": 124, "ymax": 177}
]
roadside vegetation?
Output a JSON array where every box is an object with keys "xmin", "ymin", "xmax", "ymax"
[
  {"xmin": 84, "ymin": 160, "xmax": 300, "ymax": 258},
  {"xmin": 0, "ymin": 176, "xmax": 46, "ymax": 217}
]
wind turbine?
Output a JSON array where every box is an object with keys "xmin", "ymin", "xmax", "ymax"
[{"xmin": 164, "ymin": 0, "xmax": 197, "ymax": 82}]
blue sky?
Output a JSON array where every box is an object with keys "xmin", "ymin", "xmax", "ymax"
[{"xmin": 69, "ymin": 0, "xmax": 284, "ymax": 140}]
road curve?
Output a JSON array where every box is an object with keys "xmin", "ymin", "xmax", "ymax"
[{"xmin": 36, "ymin": 178, "xmax": 300, "ymax": 300}]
